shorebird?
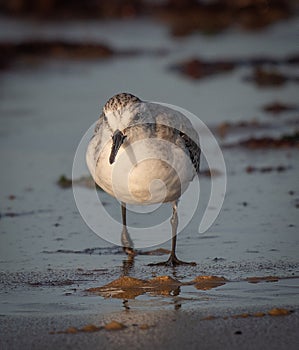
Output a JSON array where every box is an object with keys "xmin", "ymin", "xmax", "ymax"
[{"xmin": 86, "ymin": 93, "xmax": 200, "ymax": 266}]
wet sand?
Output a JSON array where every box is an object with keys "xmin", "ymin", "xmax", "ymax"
[
  {"xmin": 1, "ymin": 306, "xmax": 299, "ymax": 350},
  {"xmin": 1, "ymin": 265, "xmax": 299, "ymax": 349}
]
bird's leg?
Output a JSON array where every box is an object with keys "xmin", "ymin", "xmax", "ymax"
[
  {"xmin": 121, "ymin": 202, "xmax": 136, "ymax": 257},
  {"xmin": 122, "ymin": 254, "xmax": 134, "ymax": 276},
  {"xmin": 149, "ymin": 201, "xmax": 196, "ymax": 267}
]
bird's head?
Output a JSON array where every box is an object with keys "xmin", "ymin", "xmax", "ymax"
[{"xmin": 103, "ymin": 92, "xmax": 141, "ymax": 164}]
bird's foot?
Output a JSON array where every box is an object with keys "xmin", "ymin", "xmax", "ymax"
[
  {"xmin": 123, "ymin": 246, "xmax": 136, "ymax": 257},
  {"xmin": 148, "ymin": 254, "xmax": 196, "ymax": 267}
]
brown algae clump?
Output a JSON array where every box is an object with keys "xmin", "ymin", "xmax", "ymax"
[
  {"xmin": 86, "ymin": 275, "xmax": 228, "ymax": 299},
  {"xmin": 268, "ymin": 308, "xmax": 292, "ymax": 316},
  {"xmin": 104, "ymin": 321, "xmax": 126, "ymax": 331},
  {"xmin": 192, "ymin": 275, "xmax": 227, "ymax": 290},
  {"xmin": 86, "ymin": 275, "xmax": 182, "ymax": 299},
  {"xmin": 246, "ymin": 276, "xmax": 279, "ymax": 284}
]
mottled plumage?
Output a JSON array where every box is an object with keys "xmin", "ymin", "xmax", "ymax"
[{"xmin": 103, "ymin": 92, "xmax": 141, "ymax": 115}]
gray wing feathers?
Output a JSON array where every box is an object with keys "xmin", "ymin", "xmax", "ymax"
[{"xmin": 147, "ymin": 103, "xmax": 200, "ymax": 174}]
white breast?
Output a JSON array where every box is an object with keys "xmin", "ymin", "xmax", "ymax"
[{"xmin": 87, "ymin": 137, "xmax": 194, "ymax": 205}]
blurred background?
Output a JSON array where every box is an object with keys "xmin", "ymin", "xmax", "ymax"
[{"xmin": 0, "ymin": 0, "xmax": 298, "ymax": 300}]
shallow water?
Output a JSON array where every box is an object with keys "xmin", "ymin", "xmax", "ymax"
[{"xmin": 0, "ymin": 16, "xmax": 299, "ymax": 317}]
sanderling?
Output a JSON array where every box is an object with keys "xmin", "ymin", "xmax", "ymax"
[{"xmin": 86, "ymin": 93, "xmax": 200, "ymax": 266}]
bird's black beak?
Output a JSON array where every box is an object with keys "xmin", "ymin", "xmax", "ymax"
[{"xmin": 109, "ymin": 129, "xmax": 126, "ymax": 164}]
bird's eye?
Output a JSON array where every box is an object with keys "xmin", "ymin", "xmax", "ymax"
[{"xmin": 133, "ymin": 113, "xmax": 140, "ymax": 121}]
